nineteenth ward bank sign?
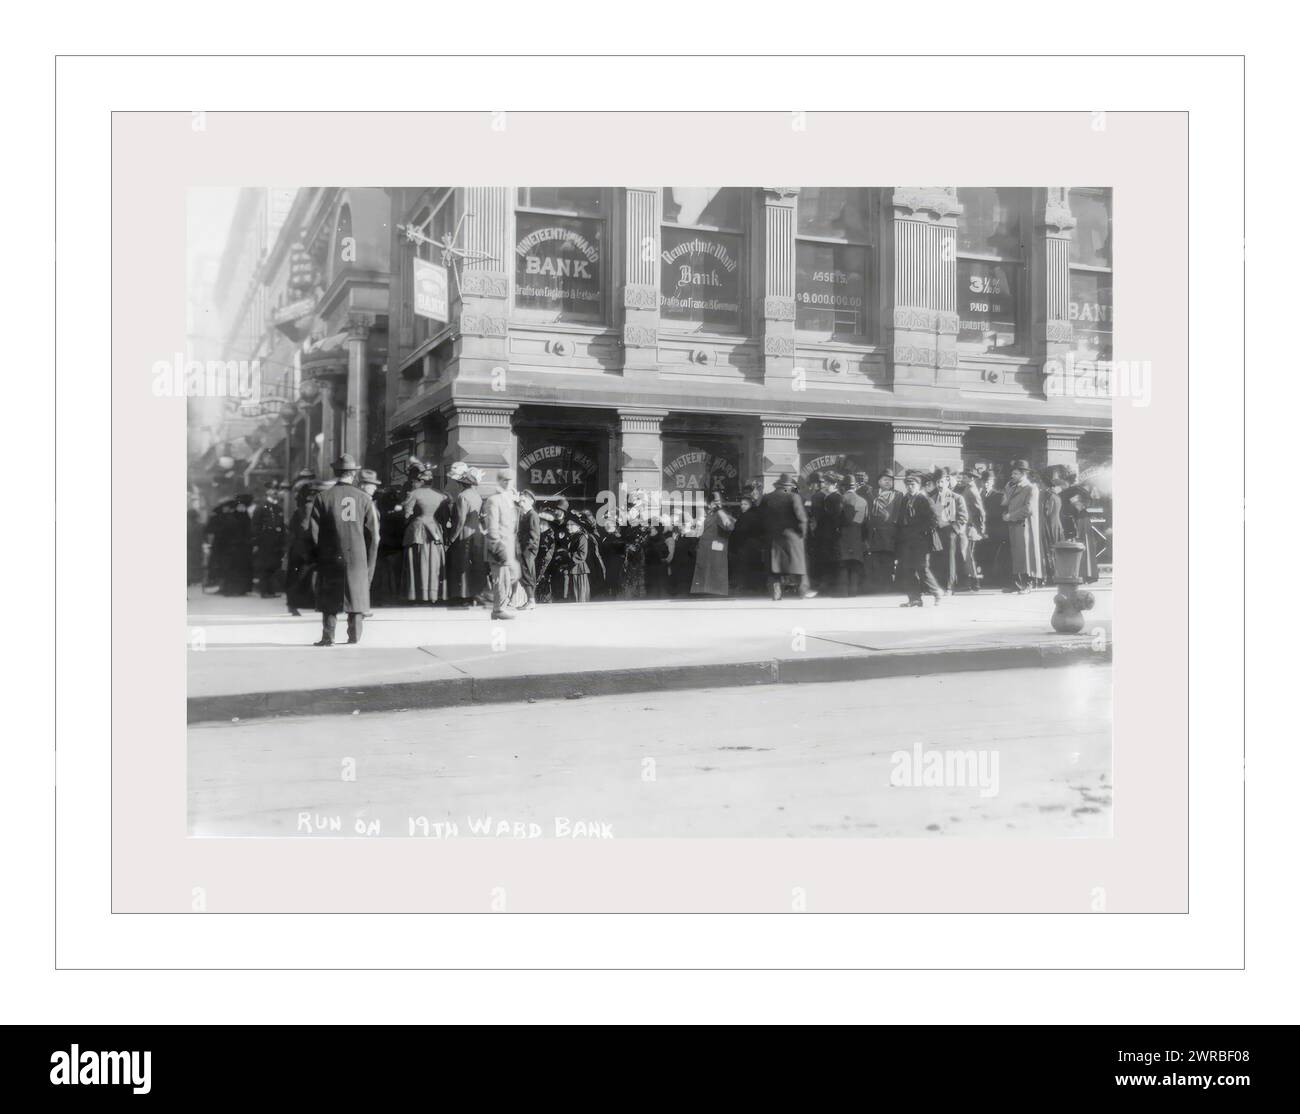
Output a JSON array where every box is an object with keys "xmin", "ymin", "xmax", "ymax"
[{"xmin": 413, "ymin": 257, "xmax": 449, "ymax": 323}]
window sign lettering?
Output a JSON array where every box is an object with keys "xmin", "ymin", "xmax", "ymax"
[
  {"xmin": 796, "ymin": 242, "xmax": 868, "ymax": 334},
  {"xmin": 659, "ymin": 227, "xmax": 743, "ymax": 331},
  {"xmin": 958, "ymin": 259, "xmax": 1019, "ymax": 353},
  {"xmin": 514, "ymin": 212, "xmax": 604, "ymax": 322}
]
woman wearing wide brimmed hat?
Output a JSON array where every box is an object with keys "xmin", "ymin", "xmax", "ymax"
[
  {"xmin": 443, "ymin": 461, "xmax": 488, "ymax": 605},
  {"xmin": 400, "ymin": 468, "xmax": 448, "ymax": 604}
]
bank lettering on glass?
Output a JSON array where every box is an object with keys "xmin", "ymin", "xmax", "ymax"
[
  {"xmin": 514, "ymin": 213, "xmax": 603, "ymax": 321},
  {"xmin": 660, "ymin": 229, "xmax": 742, "ymax": 329}
]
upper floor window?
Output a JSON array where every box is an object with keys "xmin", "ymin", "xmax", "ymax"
[
  {"xmin": 660, "ymin": 187, "xmax": 746, "ymax": 333},
  {"xmin": 795, "ymin": 187, "xmax": 876, "ymax": 339},
  {"xmin": 1068, "ymin": 187, "xmax": 1113, "ymax": 362},
  {"xmin": 514, "ymin": 188, "xmax": 606, "ymax": 324},
  {"xmin": 956, "ymin": 187, "xmax": 1029, "ymax": 355}
]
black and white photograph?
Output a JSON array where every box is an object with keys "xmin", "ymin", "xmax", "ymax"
[{"xmin": 183, "ymin": 182, "xmax": 1115, "ymax": 842}]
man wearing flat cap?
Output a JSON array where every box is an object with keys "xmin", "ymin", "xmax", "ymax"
[{"xmin": 307, "ymin": 454, "xmax": 378, "ymax": 646}]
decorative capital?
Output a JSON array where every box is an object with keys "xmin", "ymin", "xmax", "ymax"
[
  {"xmin": 892, "ymin": 421, "xmax": 968, "ymax": 448},
  {"xmin": 1042, "ymin": 188, "xmax": 1077, "ymax": 234},
  {"xmin": 762, "ymin": 186, "xmax": 800, "ymax": 200},
  {"xmin": 892, "ymin": 187, "xmax": 962, "ymax": 219},
  {"xmin": 442, "ymin": 402, "xmax": 517, "ymax": 429},
  {"xmin": 618, "ymin": 409, "xmax": 668, "ymax": 435},
  {"xmin": 460, "ymin": 314, "xmax": 508, "ymax": 338},
  {"xmin": 622, "ymin": 324, "xmax": 658, "ymax": 349},
  {"xmin": 622, "ymin": 283, "xmax": 658, "ymax": 310},
  {"xmin": 892, "ymin": 344, "xmax": 937, "ymax": 367},
  {"xmin": 1045, "ymin": 321, "xmax": 1074, "ymax": 344},
  {"xmin": 345, "ymin": 313, "xmax": 374, "ymax": 339},
  {"xmin": 763, "ymin": 296, "xmax": 797, "ymax": 322},
  {"xmin": 760, "ymin": 417, "xmax": 803, "ymax": 440},
  {"xmin": 892, "ymin": 306, "xmax": 936, "ymax": 331},
  {"xmin": 460, "ymin": 270, "xmax": 510, "ymax": 298}
]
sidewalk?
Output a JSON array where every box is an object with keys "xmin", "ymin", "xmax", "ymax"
[{"xmin": 187, "ymin": 581, "xmax": 1112, "ymax": 723}]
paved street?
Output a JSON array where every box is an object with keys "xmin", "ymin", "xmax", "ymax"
[{"xmin": 189, "ymin": 664, "xmax": 1111, "ymax": 839}]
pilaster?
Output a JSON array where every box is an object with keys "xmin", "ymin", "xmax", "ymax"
[
  {"xmin": 617, "ymin": 409, "xmax": 668, "ymax": 497},
  {"xmin": 620, "ymin": 187, "xmax": 660, "ymax": 380},
  {"xmin": 441, "ymin": 401, "xmax": 518, "ymax": 493},
  {"xmin": 457, "ymin": 186, "xmax": 511, "ymax": 387},
  {"xmin": 1033, "ymin": 187, "xmax": 1077, "ymax": 396},
  {"xmin": 759, "ymin": 187, "xmax": 799, "ymax": 387},
  {"xmin": 888, "ymin": 187, "xmax": 963, "ymax": 400},
  {"xmin": 757, "ymin": 416, "xmax": 804, "ymax": 493}
]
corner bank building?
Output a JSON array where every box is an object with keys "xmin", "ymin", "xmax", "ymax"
[{"xmin": 377, "ymin": 186, "xmax": 1112, "ymax": 509}]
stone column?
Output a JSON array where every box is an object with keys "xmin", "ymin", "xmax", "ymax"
[
  {"xmin": 457, "ymin": 187, "xmax": 512, "ymax": 388},
  {"xmin": 441, "ymin": 401, "xmax": 518, "ymax": 494},
  {"xmin": 888, "ymin": 188, "xmax": 963, "ymax": 400},
  {"xmin": 621, "ymin": 187, "xmax": 660, "ymax": 380},
  {"xmin": 890, "ymin": 420, "xmax": 969, "ymax": 476},
  {"xmin": 344, "ymin": 313, "xmax": 371, "ymax": 466},
  {"xmin": 1043, "ymin": 427, "xmax": 1083, "ymax": 472},
  {"xmin": 757, "ymin": 416, "xmax": 803, "ymax": 494},
  {"xmin": 618, "ymin": 409, "xmax": 667, "ymax": 499},
  {"xmin": 1033, "ymin": 188, "xmax": 1077, "ymax": 397},
  {"xmin": 759, "ymin": 187, "xmax": 799, "ymax": 388}
]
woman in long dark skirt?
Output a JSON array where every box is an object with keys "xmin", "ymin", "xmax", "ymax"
[{"xmin": 401, "ymin": 472, "xmax": 447, "ymax": 604}]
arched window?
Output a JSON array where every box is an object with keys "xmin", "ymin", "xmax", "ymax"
[{"xmin": 332, "ymin": 203, "xmax": 353, "ymax": 273}]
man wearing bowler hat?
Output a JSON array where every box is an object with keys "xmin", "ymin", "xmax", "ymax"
[
  {"xmin": 307, "ymin": 454, "xmax": 378, "ymax": 646},
  {"xmin": 759, "ymin": 473, "xmax": 816, "ymax": 601}
]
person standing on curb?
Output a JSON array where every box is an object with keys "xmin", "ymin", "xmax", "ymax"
[
  {"xmin": 308, "ymin": 454, "xmax": 378, "ymax": 646},
  {"xmin": 482, "ymin": 470, "xmax": 521, "ymax": 621}
]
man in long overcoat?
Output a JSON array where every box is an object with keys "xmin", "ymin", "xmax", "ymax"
[
  {"xmin": 865, "ymin": 471, "xmax": 902, "ymax": 592},
  {"xmin": 1001, "ymin": 459, "xmax": 1043, "ymax": 592},
  {"xmin": 896, "ymin": 472, "xmax": 943, "ymax": 607},
  {"xmin": 833, "ymin": 474, "xmax": 868, "ymax": 597},
  {"xmin": 308, "ymin": 454, "xmax": 378, "ymax": 645},
  {"xmin": 760, "ymin": 474, "xmax": 816, "ymax": 601}
]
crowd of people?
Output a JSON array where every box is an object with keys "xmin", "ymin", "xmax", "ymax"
[{"xmin": 188, "ymin": 453, "xmax": 1105, "ymax": 643}]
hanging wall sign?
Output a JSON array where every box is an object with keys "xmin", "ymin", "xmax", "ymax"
[{"xmin": 413, "ymin": 257, "xmax": 450, "ymax": 323}]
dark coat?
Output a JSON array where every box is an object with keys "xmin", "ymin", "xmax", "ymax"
[
  {"xmin": 308, "ymin": 481, "xmax": 378, "ymax": 614},
  {"xmin": 866, "ymin": 488, "xmax": 902, "ymax": 553},
  {"xmin": 691, "ymin": 507, "xmax": 734, "ymax": 595},
  {"xmin": 760, "ymin": 488, "xmax": 809, "ymax": 575},
  {"xmin": 402, "ymin": 486, "xmax": 447, "ymax": 546},
  {"xmin": 445, "ymin": 485, "xmax": 486, "ymax": 599},
  {"xmin": 252, "ymin": 499, "xmax": 285, "ymax": 568},
  {"xmin": 896, "ymin": 492, "xmax": 940, "ymax": 571},
  {"xmin": 835, "ymin": 490, "xmax": 868, "ymax": 561},
  {"xmin": 284, "ymin": 506, "xmax": 317, "ymax": 610}
]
